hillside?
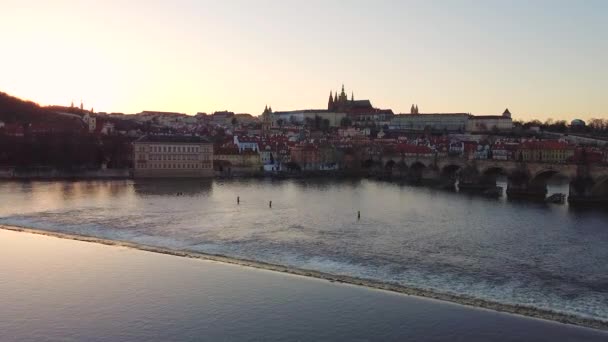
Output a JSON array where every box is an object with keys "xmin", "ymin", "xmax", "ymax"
[{"xmin": 0, "ymin": 92, "xmax": 84, "ymax": 129}]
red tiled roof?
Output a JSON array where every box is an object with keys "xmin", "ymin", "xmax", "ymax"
[
  {"xmin": 395, "ymin": 143, "xmax": 434, "ymax": 154},
  {"xmin": 519, "ymin": 140, "xmax": 572, "ymax": 150}
]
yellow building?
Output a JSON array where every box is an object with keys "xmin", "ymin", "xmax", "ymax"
[
  {"xmin": 214, "ymin": 147, "xmax": 262, "ymax": 174},
  {"xmin": 133, "ymin": 135, "xmax": 214, "ymax": 178},
  {"xmin": 517, "ymin": 141, "xmax": 574, "ymax": 163}
]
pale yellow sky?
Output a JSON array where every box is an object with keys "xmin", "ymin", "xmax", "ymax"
[{"xmin": 1, "ymin": 0, "xmax": 607, "ymax": 121}]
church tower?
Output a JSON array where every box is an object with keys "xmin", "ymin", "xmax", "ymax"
[
  {"xmin": 502, "ymin": 108, "xmax": 511, "ymax": 118},
  {"xmin": 328, "ymin": 91, "xmax": 334, "ymax": 111},
  {"xmin": 338, "ymin": 84, "xmax": 348, "ymax": 103},
  {"xmin": 262, "ymin": 105, "xmax": 272, "ymax": 135}
]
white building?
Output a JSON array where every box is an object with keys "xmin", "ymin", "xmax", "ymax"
[
  {"xmin": 390, "ymin": 109, "xmax": 513, "ymax": 133},
  {"xmin": 390, "ymin": 113, "xmax": 469, "ymax": 132},
  {"xmin": 133, "ymin": 135, "xmax": 214, "ymax": 178},
  {"xmin": 83, "ymin": 113, "xmax": 96, "ymax": 132},
  {"xmin": 100, "ymin": 122, "xmax": 115, "ymax": 135},
  {"xmin": 233, "ymin": 136, "xmax": 260, "ymax": 152},
  {"xmin": 466, "ymin": 109, "xmax": 513, "ymax": 132}
]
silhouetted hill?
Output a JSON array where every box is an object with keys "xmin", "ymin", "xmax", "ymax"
[{"xmin": 0, "ymin": 92, "xmax": 84, "ymax": 129}]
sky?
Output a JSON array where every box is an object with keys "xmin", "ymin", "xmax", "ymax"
[{"xmin": 1, "ymin": 0, "xmax": 607, "ymax": 121}]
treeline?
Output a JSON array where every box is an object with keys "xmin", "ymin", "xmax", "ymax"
[
  {"xmin": 0, "ymin": 92, "xmax": 83, "ymax": 129},
  {"xmin": 514, "ymin": 118, "xmax": 608, "ymax": 136},
  {"xmin": 0, "ymin": 133, "xmax": 133, "ymax": 170}
]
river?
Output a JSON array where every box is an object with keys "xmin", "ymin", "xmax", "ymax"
[{"xmin": 0, "ymin": 179, "xmax": 607, "ymax": 323}]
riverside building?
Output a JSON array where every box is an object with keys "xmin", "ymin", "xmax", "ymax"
[{"xmin": 133, "ymin": 135, "xmax": 214, "ymax": 178}]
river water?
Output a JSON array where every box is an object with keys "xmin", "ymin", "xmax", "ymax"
[{"xmin": 1, "ymin": 179, "xmax": 607, "ymax": 322}]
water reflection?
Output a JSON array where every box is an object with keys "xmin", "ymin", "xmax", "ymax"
[
  {"xmin": 1, "ymin": 178, "xmax": 607, "ymax": 321},
  {"xmin": 133, "ymin": 179, "xmax": 213, "ymax": 196}
]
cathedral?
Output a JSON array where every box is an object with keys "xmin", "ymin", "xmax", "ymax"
[{"xmin": 327, "ymin": 85, "xmax": 377, "ymax": 114}]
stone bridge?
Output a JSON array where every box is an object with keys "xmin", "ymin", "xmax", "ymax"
[{"xmin": 375, "ymin": 154, "xmax": 608, "ymax": 203}]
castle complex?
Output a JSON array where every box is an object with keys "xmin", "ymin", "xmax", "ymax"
[{"xmin": 261, "ymin": 84, "xmax": 512, "ymax": 133}]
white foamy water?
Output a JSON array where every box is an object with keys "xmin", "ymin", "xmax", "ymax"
[{"xmin": 1, "ymin": 179, "xmax": 607, "ymax": 322}]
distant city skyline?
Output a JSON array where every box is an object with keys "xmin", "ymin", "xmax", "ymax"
[{"xmin": 1, "ymin": 0, "xmax": 607, "ymax": 121}]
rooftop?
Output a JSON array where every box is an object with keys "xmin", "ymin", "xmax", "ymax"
[{"xmin": 135, "ymin": 135, "xmax": 210, "ymax": 144}]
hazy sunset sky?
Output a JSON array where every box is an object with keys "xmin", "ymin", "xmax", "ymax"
[{"xmin": 1, "ymin": 0, "xmax": 606, "ymax": 120}]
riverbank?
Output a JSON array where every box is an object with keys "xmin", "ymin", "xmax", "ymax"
[
  {"xmin": 2, "ymin": 224, "xmax": 607, "ymax": 332},
  {"xmin": 0, "ymin": 168, "xmax": 131, "ymax": 179}
]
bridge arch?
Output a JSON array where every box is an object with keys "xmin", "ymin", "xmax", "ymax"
[
  {"xmin": 508, "ymin": 168, "xmax": 531, "ymax": 181},
  {"xmin": 362, "ymin": 158, "xmax": 374, "ymax": 169},
  {"xmin": 410, "ymin": 161, "xmax": 427, "ymax": 170},
  {"xmin": 530, "ymin": 169, "xmax": 564, "ymax": 185},
  {"xmin": 591, "ymin": 176, "xmax": 608, "ymax": 196},
  {"xmin": 481, "ymin": 166, "xmax": 508, "ymax": 177},
  {"xmin": 385, "ymin": 159, "xmax": 396, "ymax": 169},
  {"xmin": 441, "ymin": 164, "xmax": 462, "ymax": 178}
]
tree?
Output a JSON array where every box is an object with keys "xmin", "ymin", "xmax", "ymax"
[
  {"xmin": 305, "ymin": 117, "xmax": 314, "ymax": 128},
  {"xmin": 314, "ymin": 115, "xmax": 322, "ymax": 130},
  {"xmin": 340, "ymin": 117, "xmax": 352, "ymax": 128},
  {"xmin": 321, "ymin": 119, "xmax": 330, "ymax": 132}
]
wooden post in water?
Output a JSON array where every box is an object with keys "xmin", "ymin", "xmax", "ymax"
[
  {"xmin": 269, "ymin": 200, "xmax": 272, "ymax": 208},
  {"xmin": 237, "ymin": 196, "xmax": 240, "ymax": 204},
  {"xmin": 358, "ymin": 211, "xmax": 361, "ymax": 220}
]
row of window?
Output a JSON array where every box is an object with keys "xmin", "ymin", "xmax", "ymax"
[
  {"xmin": 136, "ymin": 145, "xmax": 212, "ymax": 153},
  {"xmin": 136, "ymin": 162, "xmax": 212, "ymax": 169},
  {"xmin": 148, "ymin": 154, "xmax": 203, "ymax": 161}
]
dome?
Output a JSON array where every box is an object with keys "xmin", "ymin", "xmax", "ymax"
[{"xmin": 571, "ymin": 119, "xmax": 586, "ymax": 127}]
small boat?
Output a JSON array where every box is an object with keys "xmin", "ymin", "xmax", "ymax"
[{"xmin": 546, "ymin": 193, "xmax": 566, "ymax": 204}]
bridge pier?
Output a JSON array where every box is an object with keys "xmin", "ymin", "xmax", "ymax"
[
  {"xmin": 421, "ymin": 167, "xmax": 441, "ymax": 184},
  {"xmin": 506, "ymin": 182, "xmax": 547, "ymax": 200},
  {"xmin": 568, "ymin": 176, "xmax": 608, "ymax": 206},
  {"xmin": 505, "ymin": 169, "xmax": 547, "ymax": 200},
  {"xmin": 457, "ymin": 166, "xmax": 499, "ymax": 193}
]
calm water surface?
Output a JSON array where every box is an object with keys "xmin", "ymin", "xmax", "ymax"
[
  {"xmin": 1, "ymin": 179, "xmax": 607, "ymax": 322},
  {"xmin": 2, "ymin": 229, "xmax": 607, "ymax": 342}
]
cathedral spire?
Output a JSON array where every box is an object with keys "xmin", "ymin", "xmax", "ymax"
[
  {"xmin": 328, "ymin": 91, "xmax": 334, "ymax": 110},
  {"xmin": 351, "ymin": 91, "xmax": 354, "ymax": 102}
]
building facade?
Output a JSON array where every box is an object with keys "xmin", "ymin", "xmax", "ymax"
[
  {"xmin": 390, "ymin": 113, "xmax": 470, "ymax": 132},
  {"xmin": 516, "ymin": 141, "xmax": 575, "ymax": 163},
  {"xmin": 390, "ymin": 108, "xmax": 513, "ymax": 132},
  {"xmin": 466, "ymin": 109, "xmax": 513, "ymax": 132},
  {"xmin": 133, "ymin": 135, "xmax": 214, "ymax": 178},
  {"xmin": 290, "ymin": 144, "xmax": 321, "ymax": 170}
]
